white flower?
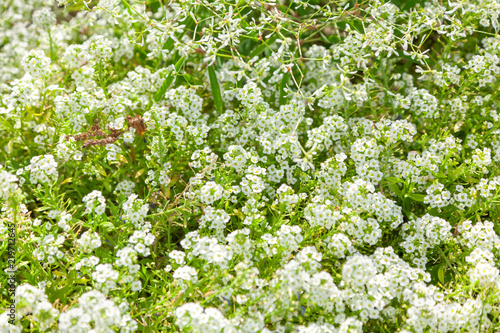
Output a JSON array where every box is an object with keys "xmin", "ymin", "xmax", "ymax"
[{"xmin": 131, "ymin": 280, "xmax": 142, "ymax": 292}]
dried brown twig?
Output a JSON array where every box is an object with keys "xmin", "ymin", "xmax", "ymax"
[
  {"xmin": 127, "ymin": 115, "xmax": 146, "ymax": 136},
  {"xmin": 65, "ymin": 115, "xmax": 147, "ymax": 149},
  {"xmin": 65, "ymin": 124, "xmax": 107, "ymax": 142}
]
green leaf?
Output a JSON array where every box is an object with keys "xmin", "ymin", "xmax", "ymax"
[
  {"xmin": 154, "ymin": 56, "xmax": 185, "ymax": 102},
  {"xmin": 47, "ymin": 284, "xmax": 72, "ymax": 304},
  {"xmin": 233, "ymin": 209, "xmax": 244, "ymax": 220},
  {"xmin": 240, "ymin": 18, "xmax": 250, "ymax": 29},
  {"xmin": 101, "ymin": 222, "xmax": 115, "ymax": 231},
  {"xmin": 248, "ymin": 34, "xmax": 278, "ymax": 59},
  {"xmin": 103, "ymin": 180, "xmax": 112, "ymax": 192},
  {"xmin": 208, "ymin": 65, "xmax": 223, "ymax": 113},
  {"xmin": 386, "ymin": 176, "xmax": 403, "ymax": 184},
  {"xmin": 135, "ymin": 169, "xmax": 146, "ymax": 178},
  {"xmin": 279, "ymin": 72, "xmax": 289, "ymax": 106},
  {"xmin": 162, "ymin": 38, "xmax": 175, "ymax": 55},
  {"xmin": 52, "ymin": 271, "xmax": 66, "ymax": 277},
  {"xmin": 409, "ymin": 193, "xmax": 426, "ymax": 202},
  {"xmin": 450, "ymin": 164, "xmax": 467, "ymax": 181},
  {"xmin": 388, "ymin": 184, "xmax": 402, "ymax": 198},
  {"xmin": 438, "ymin": 266, "xmax": 445, "ymax": 285},
  {"xmin": 118, "ymin": 154, "xmax": 128, "ymax": 164},
  {"xmin": 60, "ymin": 177, "xmax": 73, "ymax": 185}
]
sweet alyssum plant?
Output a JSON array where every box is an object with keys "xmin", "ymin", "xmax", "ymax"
[{"xmin": 1, "ymin": 0, "xmax": 500, "ymax": 331}]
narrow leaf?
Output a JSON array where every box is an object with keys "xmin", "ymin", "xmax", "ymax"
[
  {"xmin": 248, "ymin": 34, "xmax": 278, "ymax": 59},
  {"xmin": 60, "ymin": 177, "xmax": 73, "ymax": 185},
  {"xmin": 409, "ymin": 193, "xmax": 426, "ymax": 202},
  {"xmin": 118, "ymin": 154, "xmax": 128, "ymax": 164},
  {"xmin": 103, "ymin": 180, "xmax": 112, "ymax": 192},
  {"xmin": 208, "ymin": 65, "xmax": 223, "ymax": 113},
  {"xmin": 154, "ymin": 56, "xmax": 185, "ymax": 102},
  {"xmin": 438, "ymin": 266, "xmax": 445, "ymax": 285},
  {"xmin": 279, "ymin": 72, "xmax": 289, "ymax": 106},
  {"xmin": 135, "ymin": 168, "xmax": 146, "ymax": 178},
  {"xmin": 388, "ymin": 184, "xmax": 402, "ymax": 198},
  {"xmin": 386, "ymin": 176, "xmax": 403, "ymax": 184}
]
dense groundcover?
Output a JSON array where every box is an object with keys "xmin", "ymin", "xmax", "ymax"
[{"xmin": 1, "ymin": 0, "xmax": 500, "ymax": 331}]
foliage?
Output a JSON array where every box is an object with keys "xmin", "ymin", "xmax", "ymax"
[{"xmin": 1, "ymin": 0, "xmax": 500, "ymax": 332}]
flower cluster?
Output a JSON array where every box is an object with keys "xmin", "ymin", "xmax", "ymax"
[
  {"xmin": 122, "ymin": 194, "xmax": 149, "ymax": 226},
  {"xmin": 26, "ymin": 155, "xmax": 58, "ymax": 185},
  {"xmin": 21, "ymin": 50, "xmax": 51, "ymax": 79},
  {"xmin": 82, "ymin": 190, "xmax": 106, "ymax": 215}
]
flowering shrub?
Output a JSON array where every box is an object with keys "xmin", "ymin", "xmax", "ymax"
[{"xmin": 1, "ymin": 0, "xmax": 500, "ymax": 332}]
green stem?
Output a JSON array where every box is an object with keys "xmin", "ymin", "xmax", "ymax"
[{"xmin": 48, "ymin": 30, "xmax": 55, "ymax": 61}]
